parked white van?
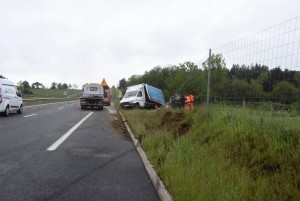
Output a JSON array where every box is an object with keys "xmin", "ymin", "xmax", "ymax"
[{"xmin": 0, "ymin": 75, "xmax": 23, "ymax": 116}]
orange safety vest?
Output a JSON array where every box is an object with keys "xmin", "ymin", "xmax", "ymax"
[
  {"xmin": 185, "ymin": 95, "xmax": 191, "ymax": 103},
  {"xmin": 190, "ymin": 95, "xmax": 194, "ymax": 102}
]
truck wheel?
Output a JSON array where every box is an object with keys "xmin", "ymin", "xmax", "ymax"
[
  {"xmin": 98, "ymin": 107, "xmax": 103, "ymax": 110},
  {"xmin": 134, "ymin": 103, "xmax": 140, "ymax": 109},
  {"xmin": 17, "ymin": 104, "xmax": 23, "ymax": 114},
  {"xmin": 4, "ymin": 106, "xmax": 10, "ymax": 116},
  {"xmin": 81, "ymin": 106, "xmax": 85, "ymax": 110}
]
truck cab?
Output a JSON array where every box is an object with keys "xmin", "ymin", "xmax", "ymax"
[
  {"xmin": 80, "ymin": 83, "xmax": 104, "ymax": 110},
  {"xmin": 120, "ymin": 84, "xmax": 145, "ymax": 109}
]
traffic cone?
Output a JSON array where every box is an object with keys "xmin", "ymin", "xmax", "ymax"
[{"xmin": 74, "ymin": 101, "xmax": 76, "ymax": 106}]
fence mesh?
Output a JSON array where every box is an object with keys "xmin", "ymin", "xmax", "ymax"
[{"xmin": 206, "ymin": 16, "xmax": 300, "ymax": 113}]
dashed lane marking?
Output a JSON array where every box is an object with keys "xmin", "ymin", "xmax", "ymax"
[
  {"xmin": 24, "ymin": 114, "xmax": 37, "ymax": 118},
  {"xmin": 47, "ymin": 112, "xmax": 93, "ymax": 151}
]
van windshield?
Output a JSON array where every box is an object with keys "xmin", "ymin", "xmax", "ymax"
[{"xmin": 123, "ymin": 91, "xmax": 137, "ymax": 98}]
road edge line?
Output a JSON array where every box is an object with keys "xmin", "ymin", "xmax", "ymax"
[{"xmin": 118, "ymin": 110, "xmax": 173, "ymax": 201}]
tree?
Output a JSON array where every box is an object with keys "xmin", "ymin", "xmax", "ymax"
[
  {"xmin": 184, "ymin": 68, "xmax": 206, "ymax": 100},
  {"xmin": 32, "ymin": 82, "xmax": 44, "ymax": 89},
  {"xmin": 118, "ymin": 78, "xmax": 127, "ymax": 90},
  {"xmin": 142, "ymin": 66, "xmax": 168, "ymax": 91},
  {"xmin": 164, "ymin": 62, "xmax": 202, "ymax": 100},
  {"xmin": 17, "ymin": 81, "xmax": 24, "ymax": 91},
  {"xmin": 257, "ymin": 72, "xmax": 268, "ymax": 84},
  {"xmin": 263, "ymin": 68, "xmax": 297, "ymax": 93},
  {"xmin": 229, "ymin": 63, "xmax": 269, "ymax": 81},
  {"xmin": 165, "ymin": 65, "xmax": 188, "ymax": 98},
  {"xmin": 57, "ymin": 83, "xmax": 62, "ymax": 89},
  {"xmin": 62, "ymin": 83, "xmax": 68, "ymax": 89},
  {"xmin": 249, "ymin": 79, "xmax": 266, "ymax": 101},
  {"xmin": 202, "ymin": 54, "xmax": 228, "ymax": 101},
  {"xmin": 73, "ymin": 84, "xmax": 78, "ymax": 89},
  {"xmin": 50, "ymin": 82, "xmax": 57, "ymax": 89},
  {"xmin": 126, "ymin": 75, "xmax": 142, "ymax": 87},
  {"xmin": 68, "ymin": 84, "xmax": 72, "ymax": 89},
  {"xmin": 272, "ymin": 81, "xmax": 298, "ymax": 103},
  {"xmin": 22, "ymin": 81, "xmax": 30, "ymax": 89},
  {"xmin": 17, "ymin": 80, "xmax": 23, "ymax": 86}
]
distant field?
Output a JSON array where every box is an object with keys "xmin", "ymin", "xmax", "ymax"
[
  {"xmin": 23, "ymin": 98, "xmax": 78, "ymax": 106},
  {"xmin": 28, "ymin": 88, "xmax": 82, "ymax": 97}
]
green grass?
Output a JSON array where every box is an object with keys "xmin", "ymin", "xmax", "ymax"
[
  {"xmin": 22, "ymin": 88, "xmax": 82, "ymax": 106},
  {"xmin": 23, "ymin": 98, "xmax": 79, "ymax": 106},
  {"xmin": 28, "ymin": 88, "xmax": 82, "ymax": 97},
  {"xmin": 118, "ymin": 104, "xmax": 300, "ymax": 201}
]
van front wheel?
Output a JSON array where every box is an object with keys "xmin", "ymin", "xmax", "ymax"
[
  {"xmin": 17, "ymin": 105, "xmax": 23, "ymax": 114},
  {"xmin": 134, "ymin": 103, "xmax": 140, "ymax": 109},
  {"xmin": 4, "ymin": 106, "xmax": 9, "ymax": 116}
]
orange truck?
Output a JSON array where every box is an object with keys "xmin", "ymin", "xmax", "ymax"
[{"xmin": 100, "ymin": 78, "xmax": 111, "ymax": 106}]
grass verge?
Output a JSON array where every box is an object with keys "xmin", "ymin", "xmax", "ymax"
[
  {"xmin": 119, "ymin": 104, "xmax": 300, "ymax": 201},
  {"xmin": 23, "ymin": 98, "xmax": 79, "ymax": 106},
  {"xmin": 27, "ymin": 88, "xmax": 82, "ymax": 97}
]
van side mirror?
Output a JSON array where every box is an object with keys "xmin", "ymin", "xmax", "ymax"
[{"xmin": 17, "ymin": 90, "xmax": 22, "ymax": 97}]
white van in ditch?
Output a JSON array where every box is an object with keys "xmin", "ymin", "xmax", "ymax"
[{"xmin": 0, "ymin": 75, "xmax": 23, "ymax": 116}]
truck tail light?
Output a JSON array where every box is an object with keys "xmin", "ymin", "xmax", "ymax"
[{"xmin": 0, "ymin": 88, "xmax": 2, "ymax": 103}]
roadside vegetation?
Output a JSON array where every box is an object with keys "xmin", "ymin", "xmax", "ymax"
[
  {"xmin": 117, "ymin": 57, "xmax": 300, "ymax": 106},
  {"xmin": 23, "ymin": 98, "xmax": 79, "ymax": 107},
  {"xmin": 29, "ymin": 88, "xmax": 82, "ymax": 97},
  {"xmin": 21, "ymin": 88, "xmax": 82, "ymax": 106},
  {"xmin": 118, "ymin": 104, "xmax": 300, "ymax": 201}
]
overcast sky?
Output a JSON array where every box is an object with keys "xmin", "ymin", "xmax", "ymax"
[{"xmin": 1, "ymin": 0, "xmax": 299, "ymax": 89}]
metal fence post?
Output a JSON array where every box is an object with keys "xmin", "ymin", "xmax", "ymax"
[{"xmin": 206, "ymin": 49, "xmax": 211, "ymax": 118}]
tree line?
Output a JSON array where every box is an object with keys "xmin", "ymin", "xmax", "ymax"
[
  {"xmin": 117, "ymin": 54, "xmax": 300, "ymax": 104},
  {"xmin": 50, "ymin": 82, "xmax": 78, "ymax": 90},
  {"xmin": 17, "ymin": 80, "xmax": 79, "ymax": 94}
]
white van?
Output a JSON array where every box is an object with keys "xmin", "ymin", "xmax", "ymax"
[
  {"xmin": 0, "ymin": 75, "xmax": 23, "ymax": 116},
  {"xmin": 120, "ymin": 83, "xmax": 165, "ymax": 109}
]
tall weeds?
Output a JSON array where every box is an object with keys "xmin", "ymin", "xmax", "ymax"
[{"xmin": 121, "ymin": 105, "xmax": 300, "ymax": 201}]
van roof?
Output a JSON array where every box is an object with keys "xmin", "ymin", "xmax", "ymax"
[
  {"xmin": 126, "ymin": 84, "xmax": 144, "ymax": 92},
  {"xmin": 0, "ymin": 78, "xmax": 16, "ymax": 86}
]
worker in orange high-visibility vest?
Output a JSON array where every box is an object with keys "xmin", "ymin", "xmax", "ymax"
[
  {"xmin": 185, "ymin": 94, "xmax": 191, "ymax": 110},
  {"xmin": 185, "ymin": 95, "xmax": 190, "ymax": 103},
  {"xmin": 190, "ymin": 94, "xmax": 194, "ymax": 109}
]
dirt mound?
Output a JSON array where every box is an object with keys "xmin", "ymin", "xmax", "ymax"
[
  {"xmin": 160, "ymin": 110, "xmax": 191, "ymax": 136},
  {"xmin": 111, "ymin": 112, "xmax": 132, "ymax": 141}
]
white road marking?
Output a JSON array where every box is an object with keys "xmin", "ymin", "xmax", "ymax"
[
  {"xmin": 47, "ymin": 112, "xmax": 93, "ymax": 151},
  {"xmin": 24, "ymin": 114, "xmax": 37, "ymax": 118},
  {"xmin": 58, "ymin": 107, "xmax": 64, "ymax": 109}
]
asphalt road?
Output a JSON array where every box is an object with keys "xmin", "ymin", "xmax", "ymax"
[{"xmin": 0, "ymin": 102, "xmax": 160, "ymax": 201}]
